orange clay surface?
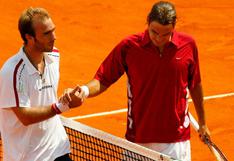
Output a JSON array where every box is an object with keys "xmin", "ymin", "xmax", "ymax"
[{"xmin": 0, "ymin": 0, "xmax": 234, "ymax": 160}]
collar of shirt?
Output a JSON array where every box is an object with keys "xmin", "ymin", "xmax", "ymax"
[{"xmin": 19, "ymin": 47, "xmax": 54, "ymax": 76}]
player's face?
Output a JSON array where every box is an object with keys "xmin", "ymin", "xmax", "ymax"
[
  {"xmin": 148, "ymin": 21, "xmax": 174, "ymax": 48},
  {"xmin": 33, "ymin": 18, "xmax": 56, "ymax": 52}
]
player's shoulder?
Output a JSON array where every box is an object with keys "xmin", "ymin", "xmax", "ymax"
[
  {"xmin": 0, "ymin": 53, "xmax": 23, "ymax": 78},
  {"xmin": 124, "ymin": 32, "xmax": 143, "ymax": 42},
  {"xmin": 1, "ymin": 52, "xmax": 23, "ymax": 72},
  {"xmin": 118, "ymin": 32, "xmax": 144, "ymax": 48},
  {"xmin": 175, "ymin": 31, "xmax": 196, "ymax": 43},
  {"xmin": 173, "ymin": 31, "xmax": 197, "ymax": 48}
]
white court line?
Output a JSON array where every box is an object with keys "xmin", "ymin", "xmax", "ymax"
[{"xmin": 69, "ymin": 92, "xmax": 234, "ymax": 120}]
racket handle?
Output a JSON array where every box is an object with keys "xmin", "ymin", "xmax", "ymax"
[
  {"xmin": 189, "ymin": 113, "xmax": 228, "ymax": 161},
  {"xmin": 189, "ymin": 112, "xmax": 199, "ymax": 131},
  {"xmin": 189, "ymin": 113, "xmax": 210, "ymax": 144}
]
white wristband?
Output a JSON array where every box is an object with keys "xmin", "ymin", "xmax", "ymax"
[
  {"xmin": 56, "ymin": 102, "xmax": 70, "ymax": 113},
  {"xmin": 51, "ymin": 102, "xmax": 70, "ymax": 114},
  {"xmin": 81, "ymin": 85, "xmax": 89, "ymax": 98}
]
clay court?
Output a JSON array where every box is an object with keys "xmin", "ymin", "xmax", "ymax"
[{"xmin": 0, "ymin": 0, "xmax": 234, "ymax": 160}]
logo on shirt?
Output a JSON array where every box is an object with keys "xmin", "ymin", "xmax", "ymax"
[
  {"xmin": 175, "ymin": 57, "xmax": 182, "ymax": 60},
  {"xmin": 39, "ymin": 85, "xmax": 53, "ymax": 91},
  {"xmin": 18, "ymin": 64, "xmax": 26, "ymax": 93}
]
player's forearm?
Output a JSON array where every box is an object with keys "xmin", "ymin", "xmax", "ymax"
[
  {"xmin": 84, "ymin": 79, "xmax": 107, "ymax": 97},
  {"xmin": 190, "ymin": 83, "xmax": 206, "ymax": 126},
  {"xmin": 12, "ymin": 105, "xmax": 57, "ymax": 126}
]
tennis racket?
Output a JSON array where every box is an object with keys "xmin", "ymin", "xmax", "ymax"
[{"xmin": 189, "ymin": 113, "xmax": 228, "ymax": 161}]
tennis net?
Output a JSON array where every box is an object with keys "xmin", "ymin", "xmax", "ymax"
[{"xmin": 0, "ymin": 116, "xmax": 178, "ymax": 161}]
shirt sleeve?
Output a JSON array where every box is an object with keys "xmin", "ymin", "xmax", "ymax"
[
  {"xmin": 94, "ymin": 40, "xmax": 128, "ymax": 87},
  {"xmin": 0, "ymin": 60, "xmax": 30, "ymax": 108},
  {"xmin": 188, "ymin": 41, "xmax": 201, "ymax": 90}
]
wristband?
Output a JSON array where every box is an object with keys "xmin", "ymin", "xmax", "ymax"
[
  {"xmin": 81, "ymin": 85, "xmax": 89, "ymax": 98},
  {"xmin": 51, "ymin": 102, "xmax": 70, "ymax": 114}
]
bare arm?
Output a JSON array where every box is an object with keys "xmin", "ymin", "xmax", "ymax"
[
  {"xmin": 85, "ymin": 79, "xmax": 108, "ymax": 97},
  {"xmin": 12, "ymin": 105, "xmax": 56, "ymax": 126},
  {"xmin": 62, "ymin": 79, "xmax": 107, "ymax": 108},
  {"xmin": 190, "ymin": 83, "xmax": 205, "ymax": 126},
  {"xmin": 190, "ymin": 83, "xmax": 210, "ymax": 140},
  {"xmin": 11, "ymin": 87, "xmax": 82, "ymax": 126},
  {"xmin": 58, "ymin": 79, "xmax": 106, "ymax": 108}
]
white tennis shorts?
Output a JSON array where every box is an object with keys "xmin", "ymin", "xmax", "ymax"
[{"xmin": 138, "ymin": 140, "xmax": 191, "ymax": 161}]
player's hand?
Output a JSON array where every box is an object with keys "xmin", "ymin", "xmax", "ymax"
[
  {"xmin": 59, "ymin": 86, "xmax": 84, "ymax": 108},
  {"xmin": 59, "ymin": 88, "xmax": 74, "ymax": 104},
  {"xmin": 198, "ymin": 124, "xmax": 211, "ymax": 143},
  {"xmin": 68, "ymin": 85, "xmax": 85, "ymax": 108}
]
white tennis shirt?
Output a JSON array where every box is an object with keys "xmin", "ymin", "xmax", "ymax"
[{"xmin": 0, "ymin": 47, "xmax": 70, "ymax": 161}]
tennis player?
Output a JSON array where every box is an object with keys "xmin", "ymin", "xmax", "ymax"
[
  {"xmin": 0, "ymin": 7, "xmax": 83, "ymax": 161},
  {"xmin": 68, "ymin": 1, "xmax": 211, "ymax": 160}
]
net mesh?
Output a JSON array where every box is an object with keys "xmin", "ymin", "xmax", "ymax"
[{"xmin": 0, "ymin": 116, "xmax": 178, "ymax": 161}]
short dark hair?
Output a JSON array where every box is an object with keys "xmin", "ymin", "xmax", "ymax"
[
  {"xmin": 18, "ymin": 7, "xmax": 50, "ymax": 44},
  {"xmin": 147, "ymin": 1, "xmax": 177, "ymax": 27}
]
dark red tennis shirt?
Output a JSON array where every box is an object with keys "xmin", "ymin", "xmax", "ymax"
[{"xmin": 94, "ymin": 30, "xmax": 201, "ymax": 143}]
